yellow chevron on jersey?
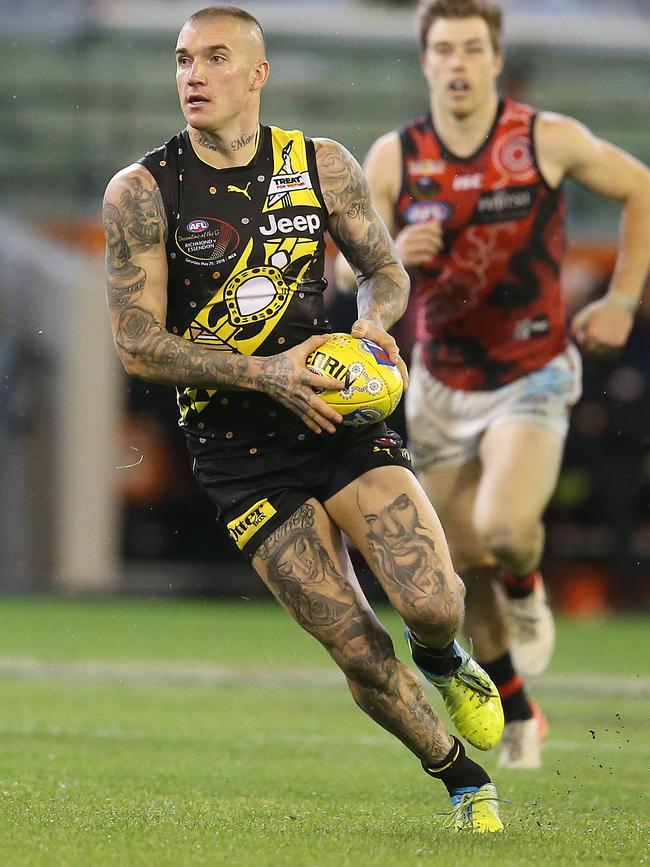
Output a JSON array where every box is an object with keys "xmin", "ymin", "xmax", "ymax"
[{"xmin": 264, "ymin": 127, "xmax": 321, "ymax": 211}]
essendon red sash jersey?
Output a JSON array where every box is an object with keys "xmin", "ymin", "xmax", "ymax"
[{"xmin": 396, "ymin": 99, "xmax": 568, "ymax": 390}]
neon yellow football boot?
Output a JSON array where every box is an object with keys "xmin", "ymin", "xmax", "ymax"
[
  {"xmin": 446, "ymin": 784, "xmax": 504, "ymax": 832},
  {"xmin": 406, "ymin": 630, "xmax": 504, "ymax": 751}
]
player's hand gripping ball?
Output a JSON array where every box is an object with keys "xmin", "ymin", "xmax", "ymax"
[{"xmin": 306, "ymin": 332, "xmax": 403, "ymax": 426}]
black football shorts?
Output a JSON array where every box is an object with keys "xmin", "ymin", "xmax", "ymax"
[{"xmin": 186, "ymin": 422, "xmax": 413, "ymax": 559}]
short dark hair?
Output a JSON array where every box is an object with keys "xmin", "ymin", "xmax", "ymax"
[
  {"xmin": 417, "ymin": 0, "xmax": 503, "ymax": 54},
  {"xmin": 187, "ymin": 6, "xmax": 265, "ymax": 50}
]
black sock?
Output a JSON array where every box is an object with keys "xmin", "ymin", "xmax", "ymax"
[
  {"xmin": 479, "ymin": 652, "xmax": 533, "ymax": 722},
  {"xmin": 409, "ymin": 633, "xmax": 460, "ymax": 678},
  {"xmin": 502, "ymin": 568, "xmax": 539, "ymax": 599},
  {"xmin": 422, "ymin": 737, "xmax": 491, "ymax": 795}
]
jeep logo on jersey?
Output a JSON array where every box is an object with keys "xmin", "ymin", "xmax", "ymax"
[
  {"xmin": 259, "ymin": 212, "xmax": 321, "ymax": 237},
  {"xmin": 175, "ymin": 218, "xmax": 240, "ymax": 263},
  {"xmin": 404, "ymin": 200, "xmax": 453, "ymax": 224},
  {"xmin": 186, "ymin": 219, "xmax": 210, "ymax": 233},
  {"xmin": 227, "ymin": 498, "xmax": 277, "ymax": 550},
  {"xmin": 473, "ymin": 185, "xmax": 537, "ymax": 224}
]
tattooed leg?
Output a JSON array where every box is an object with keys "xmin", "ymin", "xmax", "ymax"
[
  {"xmin": 325, "ymin": 466, "xmax": 465, "ymax": 648},
  {"xmin": 252, "ymin": 500, "xmax": 454, "ymax": 764}
]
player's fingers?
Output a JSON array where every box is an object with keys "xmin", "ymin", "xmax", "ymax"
[
  {"xmin": 570, "ymin": 319, "xmax": 581, "ymax": 336},
  {"xmin": 296, "ymin": 333, "xmax": 334, "ymax": 358},
  {"xmin": 352, "ymin": 320, "xmax": 397, "ymax": 356},
  {"xmin": 405, "ymin": 238, "xmax": 442, "ymax": 261},
  {"xmin": 395, "ymin": 353, "xmax": 409, "ymax": 391},
  {"xmin": 305, "ymin": 392, "xmax": 342, "ymax": 433},
  {"xmin": 301, "ymin": 369, "xmax": 345, "ymax": 393},
  {"xmin": 351, "ymin": 322, "xmax": 408, "ymax": 389}
]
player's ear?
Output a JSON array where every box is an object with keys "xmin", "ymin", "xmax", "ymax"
[
  {"xmin": 251, "ymin": 59, "xmax": 270, "ymax": 92},
  {"xmin": 494, "ymin": 50, "xmax": 504, "ymax": 77}
]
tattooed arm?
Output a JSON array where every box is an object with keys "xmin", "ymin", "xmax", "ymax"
[
  {"xmin": 315, "ymin": 138, "xmax": 410, "ymax": 381},
  {"xmin": 102, "ymin": 164, "xmax": 343, "ymax": 433},
  {"xmin": 334, "ymin": 132, "xmax": 443, "ymax": 296}
]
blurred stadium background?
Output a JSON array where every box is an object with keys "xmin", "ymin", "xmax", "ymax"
[
  {"xmin": 0, "ymin": 3, "xmax": 648, "ymax": 864},
  {"xmin": 1, "ymin": 0, "xmax": 649, "ymax": 611}
]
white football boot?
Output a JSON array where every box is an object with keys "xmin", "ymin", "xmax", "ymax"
[{"xmin": 506, "ymin": 575, "xmax": 555, "ymax": 676}]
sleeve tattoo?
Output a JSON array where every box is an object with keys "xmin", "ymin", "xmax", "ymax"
[
  {"xmin": 315, "ymin": 140, "xmax": 409, "ymax": 329},
  {"xmin": 103, "ymin": 171, "xmax": 256, "ymax": 389}
]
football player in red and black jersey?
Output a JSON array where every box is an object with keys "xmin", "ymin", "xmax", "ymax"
[
  {"xmin": 337, "ymin": 0, "xmax": 650, "ymax": 768},
  {"xmin": 102, "ymin": 5, "xmax": 508, "ymax": 831}
]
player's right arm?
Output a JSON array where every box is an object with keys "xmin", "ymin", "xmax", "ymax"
[
  {"xmin": 334, "ymin": 132, "xmax": 442, "ymax": 294},
  {"xmin": 102, "ymin": 164, "xmax": 342, "ymax": 433}
]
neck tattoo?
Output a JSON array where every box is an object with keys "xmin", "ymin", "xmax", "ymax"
[
  {"xmin": 231, "ymin": 130, "xmax": 256, "ymax": 151},
  {"xmin": 193, "ymin": 132, "xmax": 222, "ymax": 153}
]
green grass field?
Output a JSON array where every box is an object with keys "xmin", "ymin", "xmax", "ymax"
[{"xmin": 0, "ymin": 597, "xmax": 647, "ymax": 866}]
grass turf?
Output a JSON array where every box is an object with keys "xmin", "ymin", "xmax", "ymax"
[{"xmin": 0, "ymin": 598, "xmax": 647, "ymax": 866}]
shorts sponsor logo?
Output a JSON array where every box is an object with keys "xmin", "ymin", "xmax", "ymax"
[
  {"xmin": 404, "ymin": 200, "xmax": 453, "ymax": 224},
  {"xmin": 259, "ymin": 211, "xmax": 321, "ymax": 236},
  {"xmin": 472, "ymin": 184, "xmax": 537, "ymax": 223},
  {"xmin": 227, "ymin": 498, "xmax": 277, "ymax": 550}
]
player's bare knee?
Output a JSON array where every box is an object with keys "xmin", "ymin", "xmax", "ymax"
[
  {"xmin": 403, "ymin": 587, "xmax": 463, "ymax": 640},
  {"xmin": 476, "ymin": 521, "xmax": 535, "ymax": 570},
  {"xmin": 335, "ymin": 624, "xmax": 396, "ymax": 689}
]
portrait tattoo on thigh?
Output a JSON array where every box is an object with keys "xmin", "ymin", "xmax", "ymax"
[
  {"xmin": 359, "ymin": 492, "xmax": 448, "ymax": 601},
  {"xmin": 256, "ymin": 504, "xmax": 355, "ymax": 632}
]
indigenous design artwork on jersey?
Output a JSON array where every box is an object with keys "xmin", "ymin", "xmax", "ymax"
[
  {"xmin": 396, "ymin": 99, "xmax": 568, "ymax": 390},
  {"xmin": 173, "ymin": 128, "xmax": 326, "ymax": 421}
]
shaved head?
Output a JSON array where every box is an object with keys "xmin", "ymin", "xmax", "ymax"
[{"xmin": 185, "ymin": 5, "xmax": 265, "ymax": 53}]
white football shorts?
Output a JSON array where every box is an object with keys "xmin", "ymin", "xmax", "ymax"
[{"xmin": 405, "ymin": 342, "xmax": 583, "ymax": 470}]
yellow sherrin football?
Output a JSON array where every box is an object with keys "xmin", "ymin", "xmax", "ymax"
[{"xmin": 306, "ymin": 332, "xmax": 403, "ymax": 426}]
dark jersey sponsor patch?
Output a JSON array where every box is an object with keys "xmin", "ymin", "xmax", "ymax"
[{"xmin": 471, "ymin": 184, "xmax": 538, "ymax": 224}]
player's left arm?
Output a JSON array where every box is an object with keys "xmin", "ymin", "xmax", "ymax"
[
  {"xmin": 536, "ymin": 113, "xmax": 650, "ymax": 353},
  {"xmin": 314, "ymin": 137, "xmax": 410, "ymax": 386}
]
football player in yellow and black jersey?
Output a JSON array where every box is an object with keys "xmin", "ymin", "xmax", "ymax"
[{"xmin": 102, "ymin": 5, "xmax": 505, "ymax": 830}]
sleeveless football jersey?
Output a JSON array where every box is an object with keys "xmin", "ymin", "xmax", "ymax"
[
  {"xmin": 139, "ymin": 125, "xmax": 330, "ymax": 446},
  {"xmin": 396, "ymin": 99, "xmax": 568, "ymax": 390}
]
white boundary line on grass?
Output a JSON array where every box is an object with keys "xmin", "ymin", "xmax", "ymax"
[{"xmin": 0, "ymin": 657, "xmax": 648, "ymax": 698}]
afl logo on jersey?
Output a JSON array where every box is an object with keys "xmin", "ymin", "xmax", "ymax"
[
  {"xmin": 176, "ymin": 217, "xmax": 240, "ymax": 264},
  {"xmin": 404, "ymin": 200, "xmax": 453, "ymax": 224},
  {"xmin": 186, "ymin": 219, "xmax": 210, "ymax": 233}
]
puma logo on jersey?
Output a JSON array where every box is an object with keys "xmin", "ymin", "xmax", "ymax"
[
  {"xmin": 228, "ymin": 182, "xmax": 251, "ymax": 200},
  {"xmin": 259, "ymin": 212, "xmax": 321, "ymax": 236}
]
